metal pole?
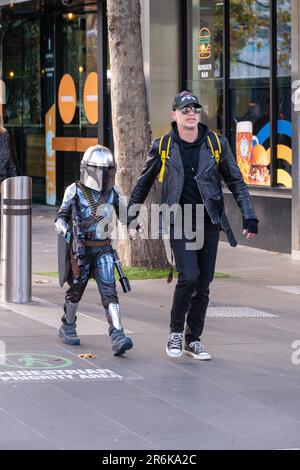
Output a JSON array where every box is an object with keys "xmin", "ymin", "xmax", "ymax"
[{"xmin": 1, "ymin": 176, "xmax": 32, "ymax": 303}]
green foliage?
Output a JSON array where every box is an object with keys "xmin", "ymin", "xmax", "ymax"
[{"xmin": 36, "ymin": 269, "xmax": 233, "ymax": 281}]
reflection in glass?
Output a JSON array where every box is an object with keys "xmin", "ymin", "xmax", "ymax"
[{"xmin": 187, "ymin": 0, "xmax": 223, "ymax": 134}]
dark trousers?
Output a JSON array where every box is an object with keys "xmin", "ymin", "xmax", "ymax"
[
  {"xmin": 169, "ymin": 220, "xmax": 220, "ymax": 343},
  {"xmin": 65, "ymin": 245, "xmax": 118, "ymax": 309}
]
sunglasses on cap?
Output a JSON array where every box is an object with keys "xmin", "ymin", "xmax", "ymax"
[{"xmin": 178, "ymin": 106, "xmax": 201, "ymax": 115}]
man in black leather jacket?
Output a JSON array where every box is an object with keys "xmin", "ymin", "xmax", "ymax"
[{"xmin": 128, "ymin": 91, "xmax": 258, "ymax": 360}]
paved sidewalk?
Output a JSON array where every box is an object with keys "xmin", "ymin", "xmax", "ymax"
[{"xmin": 0, "ymin": 204, "xmax": 300, "ymax": 450}]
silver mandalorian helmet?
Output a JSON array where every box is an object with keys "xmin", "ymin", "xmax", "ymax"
[{"xmin": 80, "ymin": 145, "xmax": 116, "ymax": 192}]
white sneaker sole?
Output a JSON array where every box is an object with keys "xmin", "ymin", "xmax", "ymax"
[
  {"xmin": 184, "ymin": 350, "xmax": 212, "ymax": 360},
  {"xmin": 166, "ymin": 346, "xmax": 183, "ymax": 358}
]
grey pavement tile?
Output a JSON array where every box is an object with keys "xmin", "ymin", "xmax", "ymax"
[
  {"xmin": 207, "ymin": 314, "xmax": 298, "ymax": 340},
  {"xmin": 55, "ymin": 378, "xmax": 153, "ymax": 402},
  {"xmin": 0, "ymin": 311, "xmax": 56, "ymax": 337},
  {"xmin": 0, "ymin": 336, "xmax": 76, "ymax": 356},
  {"xmin": 158, "ymin": 432, "xmax": 250, "ymax": 450},
  {"xmin": 0, "ymin": 312, "xmax": 35, "ymax": 335},
  {"xmin": 0, "ymin": 409, "xmax": 45, "ymax": 443},
  {"xmin": 175, "ymin": 358, "xmax": 300, "ymax": 394},
  {"xmin": 52, "ymin": 381, "xmax": 246, "ymax": 449},
  {"xmin": 0, "ymin": 382, "xmax": 155, "ymax": 449},
  {"xmin": 115, "ymin": 375, "xmax": 300, "ymax": 450},
  {"xmin": 191, "ymin": 407, "xmax": 300, "ymax": 443},
  {"xmin": 241, "ymin": 388, "xmax": 300, "ymax": 420},
  {"xmin": 246, "ymin": 434, "xmax": 300, "ymax": 450},
  {"xmin": 205, "ymin": 318, "xmax": 290, "ymax": 342},
  {"xmin": 60, "ymin": 434, "xmax": 158, "ymax": 451},
  {"xmin": 208, "ymin": 367, "xmax": 300, "ymax": 393},
  {"xmin": 197, "ymin": 340, "xmax": 298, "ymax": 371},
  {"xmin": 0, "ymin": 440, "xmax": 58, "ymax": 450},
  {"xmin": 129, "ymin": 376, "xmax": 264, "ymax": 413},
  {"xmin": 204, "ymin": 327, "xmax": 263, "ymax": 346}
]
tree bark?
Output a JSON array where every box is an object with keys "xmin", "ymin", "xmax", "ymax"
[{"xmin": 107, "ymin": 0, "xmax": 168, "ymax": 268}]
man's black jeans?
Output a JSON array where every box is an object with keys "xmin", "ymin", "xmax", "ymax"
[{"xmin": 169, "ymin": 219, "xmax": 220, "ymax": 343}]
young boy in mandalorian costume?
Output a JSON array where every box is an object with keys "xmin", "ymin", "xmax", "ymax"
[{"xmin": 55, "ymin": 145, "xmax": 133, "ymax": 356}]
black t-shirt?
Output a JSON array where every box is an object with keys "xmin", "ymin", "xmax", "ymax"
[{"xmin": 171, "ymin": 123, "xmax": 209, "ymax": 229}]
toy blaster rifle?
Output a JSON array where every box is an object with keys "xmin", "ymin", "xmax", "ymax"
[
  {"xmin": 113, "ymin": 248, "xmax": 131, "ymax": 293},
  {"xmin": 71, "ymin": 198, "xmax": 85, "ymax": 268}
]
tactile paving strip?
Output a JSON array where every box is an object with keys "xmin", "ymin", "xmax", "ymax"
[
  {"xmin": 267, "ymin": 285, "xmax": 300, "ymax": 295},
  {"xmin": 207, "ymin": 306, "xmax": 277, "ymax": 318},
  {"xmin": 0, "ymin": 296, "xmax": 133, "ymax": 335}
]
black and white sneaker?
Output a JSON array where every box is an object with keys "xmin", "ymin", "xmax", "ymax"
[
  {"xmin": 166, "ymin": 332, "xmax": 183, "ymax": 358},
  {"xmin": 184, "ymin": 341, "xmax": 212, "ymax": 360}
]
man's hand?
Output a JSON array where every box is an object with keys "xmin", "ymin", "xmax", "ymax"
[
  {"xmin": 128, "ymin": 223, "xmax": 144, "ymax": 240},
  {"xmin": 243, "ymin": 219, "xmax": 258, "ymax": 240}
]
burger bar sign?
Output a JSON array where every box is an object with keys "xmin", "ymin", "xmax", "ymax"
[{"xmin": 198, "ymin": 27, "xmax": 213, "ymax": 79}]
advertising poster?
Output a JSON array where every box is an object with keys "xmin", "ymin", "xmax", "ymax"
[
  {"xmin": 236, "ymin": 121, "xmax": 270, "ymax": 186},
  {"xmin": 45, "ymin": 104, "xmax": 56, "ymax": 205}
]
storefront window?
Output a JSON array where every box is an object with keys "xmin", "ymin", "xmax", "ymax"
[
  {"xmin": 187, "ymin": 0, "xmax": 223, "ymax": 133},
  {"xmin": 60, "ymin": 8, "xmax": 98, "ymax": 190},
  {"xmin": 230, "ymin": 0, "xmax": 270, "ymax": 186},
  {"xmin": 3, "ymin": 17, "xmax": 42, "ymax": 127},
  {"xmin": 62, "ymin": 11, "xmax": 97, "ymax": 131},
  {"xmin": 277, "ymin": 0, "xmax": 292, "ymax": 188}
]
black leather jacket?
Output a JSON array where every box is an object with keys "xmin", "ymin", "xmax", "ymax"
[{"xmin": 128, "ymin": 124, "xmax": 257, "ymax": 246}]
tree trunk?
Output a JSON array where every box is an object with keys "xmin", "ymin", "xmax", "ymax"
[{"xmin": 107, "ymin": 0, "xmax": 168, "ymax": 268}]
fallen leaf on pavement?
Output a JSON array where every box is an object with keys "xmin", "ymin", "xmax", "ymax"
[
  {"xmin": 35, "ymin": 279, "xmax": 50, "ymax": 283},
  {"xmin": 79, "ymin": 353, "xmax": 97, "ymax": 359}
]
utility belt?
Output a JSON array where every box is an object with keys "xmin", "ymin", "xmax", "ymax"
[{"xmin": 84, "ymin": 238, "xmax": 111, "ymax": 247}]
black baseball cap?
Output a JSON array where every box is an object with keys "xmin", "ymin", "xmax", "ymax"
[{"xmin": 172, "ymin": 91, "xmax": 202, "ymax": 110}]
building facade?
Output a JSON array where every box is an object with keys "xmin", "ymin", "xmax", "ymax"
[{"xmin": 0, "ymin": 0, "xmax": 299, "ymax": 257}]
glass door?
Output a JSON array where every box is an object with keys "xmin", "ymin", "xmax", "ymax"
[{"xmin": 55, "ymin": 4, "xmax": 98, "ymax": 201}]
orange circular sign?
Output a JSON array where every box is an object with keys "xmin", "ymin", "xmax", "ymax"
[
  {"xmin": 83, "ymin": 72, "xmax": 98, "ymax": 124},
  {"xmin": 58, "ymin": 74, "xmax": 76, "ymax": 124}
]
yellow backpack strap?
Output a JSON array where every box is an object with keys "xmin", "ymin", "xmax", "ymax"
[
  {"xmin": 207, "ymin": 131, "xmax": 222, "ymax": 164},
  {"xmin": 158, "ymin": 135, "xmax": 171, "ymax": 182}
]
